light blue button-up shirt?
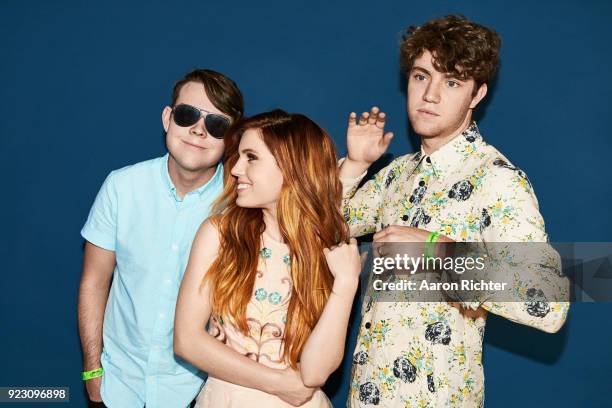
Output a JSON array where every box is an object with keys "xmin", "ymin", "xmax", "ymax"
[{"xmin": 81, "ymin": 154, "xmax": 223, "ymax": 408}]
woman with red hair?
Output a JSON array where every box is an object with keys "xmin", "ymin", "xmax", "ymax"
[{"xmin": 174, "ymin": 110, "xmax": 363, "ymax": 407}]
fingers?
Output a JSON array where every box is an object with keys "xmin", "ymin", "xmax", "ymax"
[
  {"xmin": 329, "ymin": 239, "xmax": 356, "ymax": 247},
  {"xmin": 348, "ymin": 112, "xmax": 357, "ymax": 127},
  {"xmin": 373, "ymin": 228, "xmax": 387, "ymax": 242},
  {"xmin": 324, "ymin": 238, "xmax": 358, "ymax": 257},
  {"xmin": 373, "ymin": 225, "xmax": 405, "ymax": 242},
  {"xmin": 359, "ymin": 111, "xmax": 369, "ymax": 125},
  {"xmin": 375, "ymin": 111, "xmax": 386, "ymax": 128},
  {"xmin": 367, "ymin": 107, "xmax": 379, "ymax": 124},
  {"xmin": 381, "ymin": 131, "xmax": 394, "ymax": 147},
  {"xmin": 374, "ymin": 231, "xmax": 399, "ymax": 243},
  {"xmin": 351, "ymin": 107, "xmax": 388, "ymax": 129}
]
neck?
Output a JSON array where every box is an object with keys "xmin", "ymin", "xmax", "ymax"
[
  {"xmin": 262, "ymin": 207, "xmax": 283, "ymax": 243},
  {"xmin": 421, "ymin": 112, "xmax": 472, "ymax": 155},
  {"xmin": 167, "ymin": 155, "xmax": 216, "ymax": 199}
]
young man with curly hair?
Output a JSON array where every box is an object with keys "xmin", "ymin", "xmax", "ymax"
[{"xmin": 340, "ymin": 15, "xmax": 569, "ymax": 407}]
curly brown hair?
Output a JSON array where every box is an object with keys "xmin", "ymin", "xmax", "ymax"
[{"xmin": 400, "ymin": 15, "xmax": 501, "ymax": 92}]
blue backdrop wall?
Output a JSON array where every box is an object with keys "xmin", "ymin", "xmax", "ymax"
[{"xmin": 1, "ymin": 0, "xmax": 611, "ymax": 407}]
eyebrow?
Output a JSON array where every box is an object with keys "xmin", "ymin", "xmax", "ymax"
[
  {"xmin": 240, "ymin": 148, "xmax": 258, "ymax": 155},
  {"xmin": 411, "ymin": 66, "xmax": 465, "ymax": 81},
  {"xmin": 176, "ymin": 102, "xmax": 231, "ymax": 119},
  {"xmin": 411, "ymin": 66, "xmax": 431, "ymax": 75},
  {"xmin": 444, "ymin": 73, "xmax": 466, "ymax": 81}
]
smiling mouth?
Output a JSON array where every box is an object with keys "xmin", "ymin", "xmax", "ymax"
[{"xmin": 237, "ymin": 183, "xmax": 250, "ymax": 191}]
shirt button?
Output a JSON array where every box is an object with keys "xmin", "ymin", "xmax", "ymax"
[
  {"xmin": 426, "ymin": 157, "xmax": 432, "ymax": 164},
  {"xmin": 159, "ymin": 313, "xmax": 165, "ymax": 319},
  {"xmin": 164, "ymin": 278, "xmax": 172, "ymax": 284},
  {"xmin": 364, "ymin": 322, "xmax": 371, "ymax": 329},
  {"xmin": 171, "ymin": 244, "xmax": 179, "ymax": 251}
]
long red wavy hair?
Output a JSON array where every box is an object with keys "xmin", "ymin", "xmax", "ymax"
[{"xmin": 202, "ymin": 109, "xmax": 349, "ymax": 368}]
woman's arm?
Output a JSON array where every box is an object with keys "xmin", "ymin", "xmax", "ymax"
[
  {"xmin": 299, "ymin": 238, "xmax": 363, "ymax": 388},
  {"xmin": 174, "ymin": 220, "xmax": 315, "ymax": 405}
]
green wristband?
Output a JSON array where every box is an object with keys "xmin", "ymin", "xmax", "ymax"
[
  {"xmin": 82, "ymin": 367, "xmax": 103, "ymax": 381},
  {"xmin": 424, "ymin": 231, "xmax": 441, "ymax": 259}
]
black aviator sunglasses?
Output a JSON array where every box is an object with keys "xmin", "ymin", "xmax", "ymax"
[{"xmin": 171, "ymin": 104, "xmax": 231, "ymax": 139}]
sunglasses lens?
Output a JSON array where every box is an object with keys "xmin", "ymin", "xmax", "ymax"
[
  {"xmin": 173, "ymin": 104, "xmax": 201, "ymax": 127},
  {"xmin": 205, "ymin": 114, "xmax": 231, "ymax": 139}
]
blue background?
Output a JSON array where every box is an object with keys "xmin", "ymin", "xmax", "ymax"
[{"xmin": 1, "ymin": 0, "xmax": 611, "ymax": 406}]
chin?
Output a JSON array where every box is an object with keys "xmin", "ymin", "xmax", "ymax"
[
  {"xmin": 408, "ymin": 113, "xmax": 434, "ymax": 136},
  {"xmin": 175, "ymin": 153, "xmax": 221, "ymax": 172},
  {"xmin": 235, "ymin": 196, "xmax": 253, "ymax": 208},
  {"xmin": 411, "ymin": 121, "xmax": 442, "ymax": 139},
  {"xmin": 236, "ymin": 196, "xmax": 273, "ymax": 210},
  {"xmin": 180, "ymin": 160, "xmax": 217, "ymax": 172}
]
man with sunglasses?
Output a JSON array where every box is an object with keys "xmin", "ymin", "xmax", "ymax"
[{"xmin": 78, "ymin": 69, "xmax": 243, "ymax": 408}]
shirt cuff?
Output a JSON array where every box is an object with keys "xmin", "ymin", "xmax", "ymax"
[
  {"xmin": 338, "ymin": 157, "xmax": 368, "ymax": 184},
  {"xmin": 81, "ymin": 225, "xmax": 116, "ymax": 251}
]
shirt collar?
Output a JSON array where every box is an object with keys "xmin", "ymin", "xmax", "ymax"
[
  {"xmin": 160, "ymin": 153, "xmax": 224, "ymax": 202},
  {"xmin": 419, "ymin": 121, "xmax": 484, "ymax": 180}
]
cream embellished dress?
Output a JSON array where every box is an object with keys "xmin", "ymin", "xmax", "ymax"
[{"xmin": 195, "ymin": 232, "xmax": 332, "ymax": 408}]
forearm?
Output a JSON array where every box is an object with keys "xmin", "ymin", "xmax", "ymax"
[
  {"xmin": 340, "ymin": 159, "xmax": 394, "ymax": 238},
  {"xmin": 450, "ymin": 242, "xmax": 570, "ymax": 333},
  {"xmin": 174, "ymin": 330, "xmax": 280, "ymax": 393},
  {"xmin": 339, "ymin": 157, "xmax": 370, "ymax": 179},
  {"xmin": 77, "ymin": 278, "xmax": 110, "ymax": 370},
  {"xmin": 299, "ymin": 279, "xmax": 358, "ymax": 387}
]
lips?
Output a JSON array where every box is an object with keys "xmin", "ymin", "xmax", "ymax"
[
  {"xmin": 182, "ymin": 140, "xmax": 206, "ymax": 150},
  {"xmin": 417, "ymin": 108, "xmax": 439, "ymax": 117},
  {"xmin": 236, "ymin": 181, "xmax": 251, "ymax": 194}
]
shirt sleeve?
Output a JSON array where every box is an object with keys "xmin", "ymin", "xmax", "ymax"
[
  {"xmin": 80, "ymin": 171, "xmax": 118, "ymax": 251},
  {"xmin": 339, "ymin": 157, "xmax": 391, "ymax": 238},
  {"xmin": 468, "ymin": 164, "xmax": 570, "ymax": 333}
]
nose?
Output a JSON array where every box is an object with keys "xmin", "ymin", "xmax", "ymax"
[
  {"xmin": 190, "ymin": 117, "xmax": 207, "ymax": 137},
  {"xmin": 230, "ymin": 157, "xmax": 245, "ymax": 178},
  {"xmin": 423, "ymin": 80, "xmax": 441, "ymax": 104}
]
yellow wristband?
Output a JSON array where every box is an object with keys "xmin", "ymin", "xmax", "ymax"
[
  {"xmin": 82, "ymin": 367, "xmax": 103, "ymax": 381},
  {"xmin": 424, "ymin": 231, "xmax": 440, "ymax": 259}
]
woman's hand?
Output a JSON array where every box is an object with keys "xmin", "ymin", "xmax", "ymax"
[
  {"xmin": 272, "ymin": 366, "xmax": 316, "ymax": 406},
  {"xmin": 323, "ymin": 238, "xmax": 364, "ymax": 297}
]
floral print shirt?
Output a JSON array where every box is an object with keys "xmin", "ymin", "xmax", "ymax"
[{"xmin": 341, "ymin": 122, "xmax": 570, "ymax": 407}]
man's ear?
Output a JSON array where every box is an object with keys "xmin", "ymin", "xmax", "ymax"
[
  {"xmin": 162, "ymin": 106, "xmax": 172, "ymax": 132},
  {"xmin": 469, "ymin": 83, "xmax": 488, "ymax": 109}
]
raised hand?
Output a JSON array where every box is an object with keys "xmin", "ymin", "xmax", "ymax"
[{"xmin": 345, "ymin": 106, "xmax": 394, "ymax": 169}]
